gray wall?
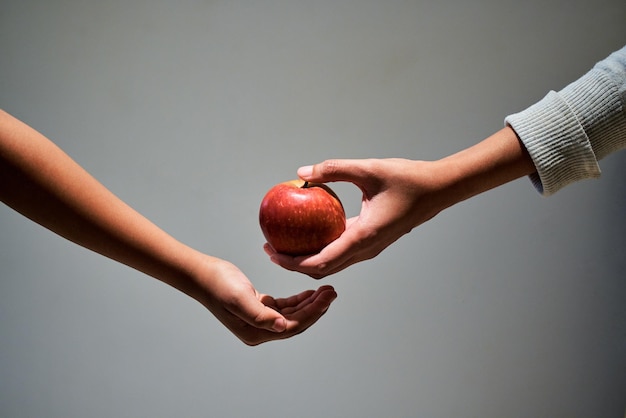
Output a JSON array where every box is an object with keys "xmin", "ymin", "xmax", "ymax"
[{"xmin": 1, "ymin": 1, "xmax": 625, "ymax": 417}]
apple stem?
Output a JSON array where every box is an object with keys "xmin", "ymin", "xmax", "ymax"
[{"xmin": 302, "ymin": 181, "xmax": 309, "ymax": 188}]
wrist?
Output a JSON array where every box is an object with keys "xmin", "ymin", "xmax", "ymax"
[
  {"xmin": 166, "ymin": 249, "xmax": 221, "ymax": 305},
  {"xmin": 423, "ymin": 158, "xmax": 470, "ymax": 214},
  {"xmin": 137, "ymin": 240, "xmax": 212, "ymax": 304},
  {"xmin": 431, "ymin": 127, "xmax": 535, "ymax": 208}
]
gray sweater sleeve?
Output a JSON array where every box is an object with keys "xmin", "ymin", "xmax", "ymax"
[{"xmin": 505, "ymin": 46, "xmax": 626, "ymax": 196}]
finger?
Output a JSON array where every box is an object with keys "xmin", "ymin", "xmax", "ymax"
[
  {"xmin": 240, "ymin": 286, "xmax": 337, "ymax": 345},
  {"xmin": 274, "ymin": 285, "xmax": 336, "ymax": 314},
  {"xmin": 281, "ymin": 287, "xmax": 338, "ymax": 329},
  {"xmin": 345, "ymin": 216, "xmax": 359, "ymax": 229},
  {"xmin": 272, "ymin": 288, "xmax": 318, "ymax": 310},
  {"xmin": 265, "ymin": 223, "xmax": 365, "ymax": 278},
  {"xmin": 306, "ymin": 253, "xmax": 364, "ymax": 278},
  {"xmin": 226, "ymin": 293, "xmax": 288, "ymax": 333},
  {"xmin": 297, "ymin": 159, "xmax": 376, "ymax": 185},
  {"xmin": 265, "ymin": 244, "xmax": 343, "ymax": 279}
]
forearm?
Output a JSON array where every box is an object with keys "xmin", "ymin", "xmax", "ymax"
[
  {"xmin": 0, "ymin": 110, "xmax": 205, "ymax": 298},
  {"xmin": 432, "ymin": 126, "xmax": 536, "ymax": 210}
]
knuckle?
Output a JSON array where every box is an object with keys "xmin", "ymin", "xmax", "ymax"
[
  {"xmin": 313, "ymin": 261, "xmax": 331, "ymax": 277},
  {"xmin": 319, "ymin": 159, "xmax": 342, "ymax": 176}
]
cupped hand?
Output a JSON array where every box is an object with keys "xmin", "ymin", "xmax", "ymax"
[
  {"xmin": 264, "ymin": 158, "xmax": 445, "ymax": 279},
  {"xmin": 195, "ymin": 256, "xmax": 337, "ymax": 345}
]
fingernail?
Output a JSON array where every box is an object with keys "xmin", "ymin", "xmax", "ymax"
[
  {"xmin": 273, "ymin": 317, "xmax": 287, "ymax": 332},
  {"xmin": 297, "ymin": 165, "xmax": 313, "ymax": 178}
]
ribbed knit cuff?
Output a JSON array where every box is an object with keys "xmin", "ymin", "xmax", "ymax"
[
  {"xmin": 505, "ymin": 88, "xmax": 600, "ymax": 196},
  {"xmin": 559, "ymin": 68, "xmax": 626, "ymax": 162}
]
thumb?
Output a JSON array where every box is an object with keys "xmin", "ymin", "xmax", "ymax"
[
  {"xmin": 298, "ymin": 159, "xmax": 371, "ymax": 184},
  {"xmin": 237, "ymin": 299, "xmax": 287, "ymax": 333},
  {"xmin": 264, "ymin": 309, "xmax": 288, "ymax": 333}
]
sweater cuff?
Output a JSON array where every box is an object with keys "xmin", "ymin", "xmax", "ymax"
[{"xmin": 505, "ymin": 89, "xmax": 601, "ymax": 196}]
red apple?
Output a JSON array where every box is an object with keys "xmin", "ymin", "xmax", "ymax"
[{"xmin": 259, "ymin": 179, "xmax": 346, "ymax": 256}]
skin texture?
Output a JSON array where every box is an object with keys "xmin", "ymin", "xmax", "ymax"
[
  {"xmin": 265, "ymin": 126, "xmax": 536, "ymax": 279},
  {"xmin": 0, "ymin": 110, "xmax": 337, "ymax": 346}
]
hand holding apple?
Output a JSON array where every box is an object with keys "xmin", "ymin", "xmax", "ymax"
[{"xmin": 259, "ymin": 180, "xmax": 346, "ymax": 256}]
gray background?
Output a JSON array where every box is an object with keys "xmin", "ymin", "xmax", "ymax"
[{"xmin": 1, "ymin": 1, "xmax": 625, "ymax": 417}]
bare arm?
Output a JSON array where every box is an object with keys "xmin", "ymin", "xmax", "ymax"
[
  {"xmin": 267, "ymin": 47, "xmax": 626, "ymax": 279},
  {"xmin": 265, "ymin": 126, "xmax": 536, "ymax": 278},
  {"xmin": 433, "ymin": 126, "xmax": 536, "ymax": 209},
  {"xmin": 0, "ymin": 110, "xmax": 336, "ymax": 345},
  {"xmin": 0, "ymin": 110, "xmax": 203, "ymax": 292}
]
